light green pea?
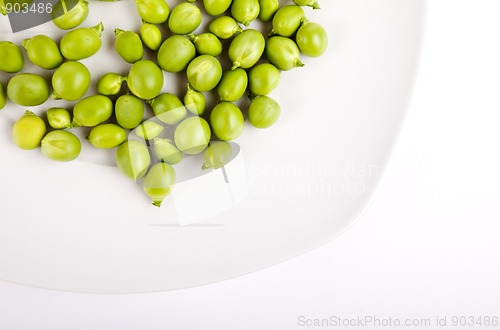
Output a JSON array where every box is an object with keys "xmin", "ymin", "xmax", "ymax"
[
  {"xmin": 7, "ymin": 73, "xmax": 50, "ymax": 107},
  {"xmin": 217, "ymin": 68, "xmax": 248, "ymax": 102},
  {"xmin": 126, "ymin": 60, "xmax": 164, "ymax": 100},
  {"xmin": 168, "ymin": 2, "xmax": 202, "ymax": 35},
  {"xmin": 187, "ymin": 55, "xmax": 223, "ymax": 92},
  {"xmin": 271, "ymin": 5, "xmax": 305, "ymax": 37},
  {"xmin": 135, "ymin": 0, "xmax": 170, "ymax": 24},
  {"xmin": 157, "ymin": 35, "xmax": 196, "ymax": 73},
  {"xmin": 184, "ymin": 83, "xmax": 206, "ymax": 115},
  {"xmin": 97, "ymin": 72, "xmax": 125, "ymax": 96},
  {"xmin": 22, "ymin": 35, "xmax": 63, "ymax": 70},
  {"xmin": 208, "ymin": 16, "xmax": 242, "ymax": 39},
  {"xmin": 258, "ymin": 0, "xmax": 278, "ymax": 22},
  {"xmin": 202, "ymin": 141, "xmax": 233, "ymax": 170},
  {"xmin": 296, "ymin": 22, "xmax": 328, "ymax": 57},
  {"xmin": 41, "ymin": 130, "xmax": 81, "ymax": 162},
  {"xmin": 143, "ymin": 162, "xmax": 176, "ymax": 207},
  {"xmin": 115, "ymin": 94, "xmax": 144, "ymax": 129},
  {"xmin": 293, "ymin": 0, "xmax": 320, "ymax": 9},
  {"xmin": 189, "ymin": 33, "xmax": 223, "ymax": 57},
  {"xmin": 52, "ymin": 61, "xmax": 91, "ymax": 101},
  {"xmin": 204, "ymin": 0, "xmax": 232, "ymax": 16},
  {"xmin": 12, "ymin": 110, "xmax": 46, "ymax": 150},
  {"xmin": 248, "ymin": 63, "xmax": 280, "ymax": 95},
  {"xmin": 72, "ymin": 95, "xmax": 113, "ymax": 127},
  {"xmin": 88, "ymin": 123, "xmax": 127, "ymax": 149},
  {"xmin": 228, "ymin": 29, "xmax": 265, "ymax": 70},
  {"xmin": 209, "ymin": 102, "xmax": 244, "ymax": 141},
  {"xmin": 135, "ymin": 121, "xmax": 164, "ymax": 140},
  {"xmin": 248, "ymin": 95, "xmax": 281, "ymax": 128},
  {"xmin": 265, "ymin": 36, "xmax": 304, "ymax": 71},
  {"xmin": 148, "ymin": 93, "xmax": 187, "ymax": 125},
  {"xmin": 0, "ymin": 82, "xmax": 6, "ymax": 110},
  {"xmin": 231, "ymin": 0, "xmax": 259, "ymax": 26},
  {"xmin": 51, "ymin": 0, "xmax": 89, "ymax": 30},
  {"xmin": 0, "ymin": 41, "xmax": 24, "ymax": 73},
  {"xmin": 139, "ymin": 21, "xmax": 162, "ymax": 51},
  {"xmin": 174, "ymin": 117, "xmax": 211, "ymax": 154},
  {"xmin": 47, "ymin": 108, "xmax": 72, "ymax": 129},
  {"xmin": 153, "ymin": 138, "xmax": 182, "ymax": 165},
  {"xmin": 115, "ymin": 140, "xmax": 151, "ymax": 180},
  {"xmin": 115, "ymin": 29, "xmax": 144, "ymax": 64},
  {"xmin": 60, "ymin": 22, "xmax": 103, "ymax": 60}
]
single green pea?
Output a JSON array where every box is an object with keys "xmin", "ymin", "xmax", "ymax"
[
  {"xmin": 143, "ymin": 162, "xmax": 176, "ymax": 207},
  {"xmin": 208, "ymin": 16, "xmax": 242, "ymax": 39},
  {"xmin": 12, "ymin": 110, "xmax": 46, "ymax": 150},
  {"xmin": 97, "ymin": 72, "xmax": 125, "ymax": 96},
  {"xmin": 153, "ymin": 138, "xmax": 182, "ymax": 165},
  {"xmin": 258, "ymin": 0, "xmax": 278, "ymax": 22},
  {"xmin": 7, "ymin": 73, "xmax": 50, "ymax": 107},
  {"xmin": 248, "ymin": 95, "xmax": 281, "ymax": 128},
  {"xmin": 87, "ymin": 123, "xmax": 127, "ymax": 149},
  {"xmin": 52, "ymin": 61, "xmax": 91, "ymax": 101},
  {"xmin": 139, "ymin": 21, "xmax": 162, "ymax": 51},
  {"xmin": 41, "ymin": 130, "xmax": 81, "ymax": 162},
  {"xmin": 217, "ymin": 68, "xmax": 248, "ymax": 102},
  {"xmin": 189, "ymin": 33, "xmax": 223, "ymax": 57},
  {"xmin": 168, "ymin": 2, "xmax": 202, "ymax": 35},
  {"xmin": 248, "ymin": 63, "xmax": 280, "ymax": 95},
  {"xmin": 228, "ymin": 29, "xmax": 265, "ymax": 70},
  {"xmin": 293, "ymin": 0, "xmax": 320, "ymax": 9},
  {"xmin": 60, "ymin": 22, "xmax": 104, "ymax": 60},
  {"xmin": 0, "ymin": 82, "xmax": 6, "ymax": 110},
  {"xmin": 204, "ymin": 0, "xmax": 232, "ymax": 16},
  {"xmin": 126, "ymin": 60, "xmax": 164, "ymax": 100},
  {"xmin": 72, "ymin": 95, "xmax": 113, "ymax": 127},
  {"xmin": 266, "ymin": 36, "xmax": 304, "ymax": 71},
  {"xmin": 231, "ymin": 0, "xmax": 259, "ymax": 26},
  {"xmin": 174, "ymin": 117, "xmax": 211, "ymax": 154},
  {"xmin": 115, "ymin": 29, "xmax": 144, "ymax": 64},
  {"xmin": 148, "ymin": 93, "xmax": 186, "ymax": 125},
  {"xmin": 135, "ymin": 0, "xmax": 170, "ymax": 24},
  {"xmin": 187, "ymin": 55, "xmax": 223, "ymax": 92},
  {"xmin": 135, "ymin": 121, "xmax": 164, "ymax": 140},
  {"xmin": 184, "ymin": 84, "xmax": 206, "ymax": 115},
  {"xmin": 209, "ymin": 102, "xmax": 244, "ymax": 141},
  {"xmin": 115, "ymin": 94, "xmax": 144, "ymax": 129},
  {"xmin": 22, "ymin": 35, "xmax": 63, "ymax": 70},
  {"xmin": 47, "ymin": 107, "xmax": 72, "ymax": 129},
  {"xmin": 202, "ymin": 141, "xmax": 233, "ymax": 170},
  {"xmin": 296, "ymin": 22, "xmax": 328, "ymax": 57},
  {"xmin": 271, "ymin": 5, "xmax": 305, "ymax": 37},
  {"xmin": 115, "ymin": 140, "xmax": 151, "ymax": 180},
  {"xmin": 51, "ymin": 0, "xmax": 89, "ymax": 30},
  {"xmin": 157, "ymin": 35, "xmax": 196, "ymax": 73},
  {"xmin": 0, "ymin": 41, "xmax": 24, "ymax": 73}
]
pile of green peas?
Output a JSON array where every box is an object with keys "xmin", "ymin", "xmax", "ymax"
[{"xmin": 0, "ymin": 0, "xmax": 328, "ymax": 207}]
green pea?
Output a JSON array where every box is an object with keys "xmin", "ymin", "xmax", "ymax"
[
  {"xmin": 0, "ymin": 41, "xmax": 23, "ymax": 73},
  {"xmin": 202, "ymin": 141, "xmax": 233, "ymax": 170},
  {"xmin": 72, "ymin": 95, "xmax": 113, "ymax": 127},
  {"xmin": 217, "ymin": 68, "xmax": 248, "ymax": 102},
  {"xmin": 97, "ymin": 72, "xmax": 125, "ymax": 96},
  {"xmin": 168, "ymin": 2, "xmax": 202, "ymax": 35},
  {"xmin": 148, "ymin": 93, "xmax": 186, "ymax": 125},
  {"xmin": 115, "ymin": 94, "xmax": 144, "ymax": 129},
  {"xmin": 47, "ymin": 107, "xmax": 72, "ymax": 129},
  {"xmin": 248, "ymin": 95, "xmax": 280, "ymax": 128},
  {"xmin": 51, "ymin": 0, "xmax": 89, "ymax": 30},
  {"xmin": 228, "ymin": 29, "xmax": 265, "ymax": 70},
  {"xmin": 174, "ymin": 117, "xmax": 211, "ymax": 154},
  {"xmin": 184, "ymin": 83, "xmax": 206, "ymax": 115},
  {"xmin": 189, "ymin": 33, "xmax": 223, "ymax": 57},
  {"xmin": 115, "ymin": 29, "xmax": 144, "ymax": 64},
  {"xmin": 143, "ymin": 162, "xmax": 176, "ymax": 207},
  {"xmin": 296, "ymin": 22, "xmax": 328, "ymax": 57},
  {"xmin": 153, "ymin": 138, "xmax": 182, "ymax": 165},
  {"xmin": 12, "ymin": 110, "xmax": 46, "ymax": 150},
  {"xmin": 60, "ymin": 22, "xmax": 103, "ymax": 60},
  {"xmin": 187, "ymin": 55, "xmax": 222, "ymax": 92},
  {"xmin": 126, "ymin": 60, "xmax": 164, "ymax": 100},
  {"xmin": 135, "ymin": 121, "xmax": 164, "ymax": 140},
  {"xmin": 209, "ymin": 102, "xmax": 244, "ymax": 141},
  {"xmin": 115, "ymin": 140, "xmax": 151, "ymax": 180},
  {"xmin": 135, "ymin": 0, "xmax": 170, "ymax": 24},
  {"xmin": 208, "ymin": 16, "xmax": 242, "ymax": 39},
  {"xmin": 41, "ymin": 130, "xmax": 81, "ymax": 162},
  {"xmin": 22, "ymin": 35, "xmax": 63, "ymax": 70},
  {"xmin": 271, "ymin": 5, "xmax": 305, "ymax": 37},
  {"xmin": 265, "ymin": 36, "xmax": 304, "ymax": 71},
  {"xmin": 157, "ymin": 35, "xmax": 196, "ymax": 73},
  {"xmin": 0, "ymin": 82, "xmax": 6, "ymax": 110},
  {"xmin": 293, "ymin": 0, "xmax": 320, "ymax": 9},
  {"xmin": 248, "ymin": 63, "xmax": 280, "ymax": 95},
  {"xmin": 258, "ymin": 0, "xmax": 278, "ymax": 22},
  {"xmin": 7, "ymin": 73, "xmax": 50, "ymax": 106},
  {"xmin": 231, "ymin": 0, "xmax": 259, "ymax": 26},
  {"xmin": 88, "ymin": 123, "xmax": 127, "ymax": 149},
  {"xmin": 204, "ymin": 0, "xmax": 232, "ymax": 16},
  {"xmin": 139, "ymin": 21, "xmax": 162, "ymax": 51},
  {"xmin": 52, "ymin": 61, "xmax": 91, "ymax": 101}
]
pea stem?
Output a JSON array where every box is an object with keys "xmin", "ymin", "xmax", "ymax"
[
  {"xmin": 61, "ymin": 0, "xmax": 68, "ymax": 13},
  {"xmin": 91, "ymin": 21, "xmax": 104, "ymax": 37}
]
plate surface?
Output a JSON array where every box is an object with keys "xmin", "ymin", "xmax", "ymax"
[{"xmin": 0, "ymin": 0, "xmax": 425, "ymax": 293}]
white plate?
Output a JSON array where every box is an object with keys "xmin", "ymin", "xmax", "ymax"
[{"xmin": 0, "ymin": 0, "xmax": 425, "ymax": 293}]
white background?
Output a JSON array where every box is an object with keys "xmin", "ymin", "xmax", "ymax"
[{"xmin": 1, "ymin": 0, "xmax": 500, "ymax": 329}]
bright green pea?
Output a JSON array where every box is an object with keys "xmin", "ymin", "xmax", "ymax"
[
  {"xmin": 139, "ymin": 21, "xmax": 162, "ymax": 51},
  {"xmin": 135, "ymin": 121, "xmax": 164, "ymax": 140},
  {"xmin": 204, "ymin": 0, "xmax": 232, "ymax": 16},
  {"xmin": 187, "ymin": 55, "xmax": 223, "ymax": 92},
  {"xmin": 157, "ymin": 35, "xmax": 196, "ymax": 73},
  {"xmin": 228, "ymin": 29, "xmax": 265, "ymax": 70},
  {"xmin": 293, "ymin": 0, "xmax": 320, "ymax": 9},
  {"xmin": 258, "ymin": 0, "xmax": 278, "ymax": 22},
  {"xmin": 22, "ymin": 35, "xmax": 63, "ymax": 70},
  {"xmin": 135, "ymin": 0, "xmax": 170, "ymax": 24},
  {"xmin": 0, "ymin": 82, "xmax": 6, "ymax": 110},
  {"xmin": 7, "ymin": 73, "xmax": 50, "ymax": 107},
  {"xmin": 143, "ymin": 162, "xmax": 176, "ymax": 207},
  {"xmin": 126, "ymin": 60, "xmax": 164, "ymax": 100},
  {"xmin": 115, "ymin": 94, "xmax": 144, "ymax": 129},
  {"xmin": 208, "ymin": 16, "xmax": 242, "ymax": 39},
  {"xmin": 296, "ymin": 22, "xmax": 328, "ymax": 57},
  {"xmin": 271, "ymin": 5, "xmax": 305, "ymax": 37},
  {"xmin": 168, "ymin": 2, "xmax": 202, "ymax": 35},
  {"xmin": 0, "ymin": 41, "xmax": 23, "ymax": 73},
  {"xmin": 52, "ymin": 61, "xmax": 91, "ymax": 101},
  {"xmin": 231, "ymin": 0, "xmax": 259, "ymax": 26},
  {"xmin": 115, "ymin": 140, "xmax": 151, "ymax": 180},
  {"xmin": 248, "ymin": 63, "xmax": 280, "ymax": 95},
  {"xmin": 115, "ymin": 29, "xmax": 144, "ymax": 64},
  {"xmin": 97, "ymin": 72, "xmax": 125, "ymax": 96},
  {"xmin": 12, "ymin": 110, "xmax": 46, "ymax": 150},
  {"xmin": 60, "ymin": 22, "xmax": 103, "ymax": 60},
  {"xmin": 174, "ymin": 117, "xmax": 211, "ymax": 154},
  {"xmin": 209, "ymin": 102, "xmax": 244, "ymax": 141},
  {"xmin": 51, "ymin": 0, "xmax": 89, "ymax": 30},
  {"xmin": 47, "ymin": 107, "xmax": 72, "ymax": 129},
  {"xmin": 266, "ymin": 36, "xmax": 304, "ymax": 71},
  {"xmin": 148, "ymin": 93, "xmax": 186, "ymax": 125},
  {"xmin": 189, "ymin": 33, "xmax": 223, "ymax": 57},
  {"xmin": 72, "ymin": 95, "xmax": 113, "ymax": 127},
  {"xmin": 153, "ymin": 138, "xmax": 182, "ymax": 165},
  {"xmin": 184, "ymin": 84, "xmax": 206, "ymax": 115},
  {"xmin": 217, "ymin": 68, "xmax": 247, "ymax": 102},
  {"xmin": 248, "ymin": 95, "xmax": 280, "ymax": 128},
  {"xmin": 41, "ymin": 130, "xmax": 81, "ymax": 162},
  {"xmin": 87, "ymin": 123, "xmax": 127, "ymax": 149},
  {"xmin": 202, "ymin": 141, "xmax": 233, "ymax": 170}
]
